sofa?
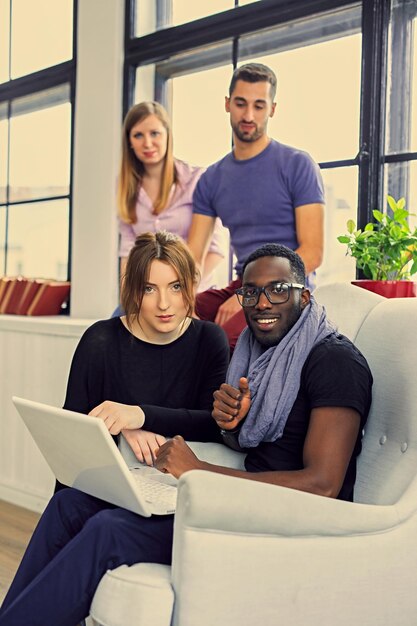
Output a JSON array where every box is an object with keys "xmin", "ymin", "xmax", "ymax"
[{"xmin": 90, "ymin": 283, "xmax": 417, "ymax": 626}]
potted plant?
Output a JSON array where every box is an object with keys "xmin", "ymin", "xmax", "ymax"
[{"xmin": 337, "ymin": 195, "xmax": 417, "ymax": 297}]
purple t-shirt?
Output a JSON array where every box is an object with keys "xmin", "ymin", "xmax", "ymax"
[{"xmin": 193, "ymin": 140, "xmax": 324, "ymax": 277}]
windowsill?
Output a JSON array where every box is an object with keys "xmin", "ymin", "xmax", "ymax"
[{"xmin": 0, "ymin": 315, "xmax": 96, "ymax": 337}]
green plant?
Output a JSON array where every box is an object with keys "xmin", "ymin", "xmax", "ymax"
[{"xmin": 337, "ymin": 195, "xmax": 417, "ymax": 281}]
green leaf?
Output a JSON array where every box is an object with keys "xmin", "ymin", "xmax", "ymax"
[
  {"xmin": 397, "ymin": 197, "xmax": 406, "ymax": 210},
  {"xmin": 364, "ymin": 223, "xmax": 374, "ymax": 231},
  {"xmin": 337, "ymin": 236, "xmax": 350, "ymax": 244},
  {"xmin": 393, "ymin": 208, "xmax": 409, "ymax": 222},
  {"xmin": 347, "ymin": 219, "xmax": 356, "ymax": 234},
  {"xmin": 387, "ymin": 195, "xmax": 398, "ymax": 212},
  {"xmin": 373, "ymin": 210, "xmax": 384, "ymax": 222}
]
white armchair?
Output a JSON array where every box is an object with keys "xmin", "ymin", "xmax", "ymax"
[{"xmin": 91, "ymin": 286, "xmax": 417, "ymax": 626}]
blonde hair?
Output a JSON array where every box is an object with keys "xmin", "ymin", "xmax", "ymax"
[
  {"xmin": 121, "ymin": 231, "xmax": 199, "ymax": 327},
  {"xmin": 117, "ymin": 102, "xmax": 177, "ymax": 223}
]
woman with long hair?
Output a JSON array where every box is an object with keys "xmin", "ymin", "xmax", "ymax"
[
  {"xmin": 0, "ymin": 231, "xmax": 229, "ymax": 626},
  {"xmin": 118, "ymin": 101, "xmax": 224, "ymax": 293}
]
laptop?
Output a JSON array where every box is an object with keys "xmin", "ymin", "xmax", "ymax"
[{"xmin": 12, "ymin": 396, "xmax": 177, "ymax": 517}]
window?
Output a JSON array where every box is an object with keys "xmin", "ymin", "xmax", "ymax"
[
  {"xmin": 384, "ymin": 0, "xmax": 417, "ymax": 221},
  {"xmin": 126, "ymin": 0, "xmax": 416, "ymax": 287},
  {"xmin": 0, "ymin": 0, "xmax": 75, "ymax": 283},
  {"xmin": 245, "ymin": 32, "xmax": 362, "ymax": 283},
  {"xmin": 9, "ymin": 0, "xmax": 73, "ymax": 79}
]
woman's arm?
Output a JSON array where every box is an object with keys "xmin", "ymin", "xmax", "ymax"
[
  {"xmin": 63, "ymin": 324, "xmax": 106, "ymax": 414},
  {"xmin": 141, "ymin": 324, "xmax": 229, "ymax": 442}
]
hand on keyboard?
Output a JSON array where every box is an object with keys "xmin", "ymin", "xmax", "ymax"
[{"xmin": 122, "ymin": 429, "xmax": 167, "ymax": 465}]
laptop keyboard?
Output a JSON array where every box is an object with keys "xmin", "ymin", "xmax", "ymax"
[{"xmin": 132, "ymin": 473, "xmax": 177, "ymax": 510}]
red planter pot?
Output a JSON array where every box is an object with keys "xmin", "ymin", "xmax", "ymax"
[{"xmin": 351, "ymin": 280, "xmax": 417, "ymax": 298}]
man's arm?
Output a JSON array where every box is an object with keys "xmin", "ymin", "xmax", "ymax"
[
  {"xmin": 155, "ymin": 406, "xmax": 361, "ymax": 499},
  {"xmin": 187, "ymin": 214, "xmax": 216, "ymax": 268},
  {"xmin": 295, "ymin": 203, "xmax": 324, "ymax": 275}
]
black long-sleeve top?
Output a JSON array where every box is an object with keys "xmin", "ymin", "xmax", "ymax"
[{"xmin": 63, "ymin": 317, "xmax": 229, "ymax": 442}]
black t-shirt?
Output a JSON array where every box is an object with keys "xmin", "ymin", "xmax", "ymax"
[
  {"xmin": 63, "ymin": 317, "xmax": 229, "ymax": 442},
  {"xmin": 244, "ymin": 334, "xmax": 373, "ymax": 501}
]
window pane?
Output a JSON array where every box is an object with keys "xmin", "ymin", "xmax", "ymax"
[
  {"xmin": 384, "ymin": 161, "xmax": 417, "ymax": 232},
  {"xmin": 246, "ymin": 34, "xmax": 361, "ymax": 163},
  {"xmin": 0, "ymin": 114, "xmax": 8, "ymax": 204},
  {"xmin": 135, "ymin": 0, "xmax": 157, "ymax": 37},
  {"xmin": 412, "ymin": 16, "xmax": 417, "ymax": 153},
  {"xmin": 0, "ymin": 206, "xmax": 5, "ymax": 273},
  {"xmin": 11, "ymin": 0, "xmax": 73, "ymax": 78},
  {"xmin": 409, "ymin": 161, "xmax": 417, "ymax": 232},
  {"xmin": 171, "ymin": 0, "xmax": 233, "ymax": 25},
  {"xmin": 171, "ymin": 64, "xmax": 233, "ymax": 167},
  {"xmin": 171, "ymin": 66, "xmax": 234, "ymax": 287},
  {"xmin": 135, "ymin": 64, "xmax": 157, "ymax": 102},
  {"xmin": 135, "ymin": 0, "xmax": 234, "ymax": 35},
  {"xmin": 0, "ymin": 0, "xmax": 10, "ymax": 83},
  {"xmin": 316, "ymin": 167, "xmax": 358, "ymax": 286},
  {"xmin": 9, "ymin": 101, "xmax": 71, "ymax": 202},
  {"xmin": 385, "ymin": 1, "xmax": 417, "ymax": 154},
  {"xmin": 7, "ymin": 199, "xmax": 69, "ymax": 279}
]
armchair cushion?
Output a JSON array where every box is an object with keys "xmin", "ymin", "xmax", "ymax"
[{"xmin": 90, "ymin": 563, "xmax": 173, "ymax": 626}]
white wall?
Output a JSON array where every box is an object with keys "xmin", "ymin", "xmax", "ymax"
[
  {"xmin": 70, "ymin": 0, "xmax": 124, "ymax": 318},
  {"xmin": 0, "ymin": 0, "xmax": 125, "ymax": 511},
  {"xmin": 0, "ymin": 317, "xmax": 92, "ymax": 511}
]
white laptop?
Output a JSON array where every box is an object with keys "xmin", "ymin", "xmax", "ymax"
[{"xmin": 12, "ymin": 396, "xmax": 177, "ymax": 517}]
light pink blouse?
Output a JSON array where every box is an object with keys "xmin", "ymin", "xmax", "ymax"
[{"xmin": 118, "ymin": 159, "xmax": 224, "ymax": 260}]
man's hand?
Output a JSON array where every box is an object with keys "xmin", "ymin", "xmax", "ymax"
[
  {"xmin": 89, "ymin": 401, "xmax": 145, "ymax": 435},
  {"xmin": 214, "ymin": 294, "xmax": 241, "ymax": 327},
  {"xmin": 212, "ymin": 377, "xmax": 251, "ymax": 431},
  {"xmin": 122, "ymin": 429, "xmax": 166, "ymax": 465},
  {"xmin": 155, "ymin": 436, "xmax": 203, "ymax": 478}
]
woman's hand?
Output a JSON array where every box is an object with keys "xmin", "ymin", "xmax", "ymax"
[
  {"xmin": 89, "ymin": 401, "xmax": 145, "ymax": 435},
  {"xmin": 122, "ymin": 429, "xmax": 167, "ymax": 465}
]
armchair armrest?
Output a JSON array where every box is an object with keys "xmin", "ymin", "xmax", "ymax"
[
  {"xmin": 175, "ymin": 470, "xmax": 406, "ymax": 536},
  {"xmin": 170, "ymin": 471, "xmax": 417, "ymax": 626}
]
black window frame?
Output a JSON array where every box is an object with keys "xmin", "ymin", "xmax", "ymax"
[{"xmin": 0, "ymin": 0, "xmax": 78, "ymax": 282}]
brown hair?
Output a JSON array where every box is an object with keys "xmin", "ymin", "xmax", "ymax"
[
  {"xmin": 229, "ymin": 63, "xmax": 277, "ymax": 101},
  {"xmin": 121, "ymin": 231, "xmax": 199, "ymax": 327},
  {"xmin": 117, "ymin": 102, "xmax": 177, "ymax": 223}
]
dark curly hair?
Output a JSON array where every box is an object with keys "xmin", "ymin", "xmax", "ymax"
[{"xmin": 242, "ymin": 244, "xmax": 305, "ymax": 284}]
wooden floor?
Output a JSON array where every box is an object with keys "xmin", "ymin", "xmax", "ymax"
[{"xmin": 0, "ymin": 500, "xmax": 40, "ymax": 604}]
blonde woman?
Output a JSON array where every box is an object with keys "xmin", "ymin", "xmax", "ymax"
[{"xmin": 118, "ymin": 101, "xmax": 224, "ymax": 293}]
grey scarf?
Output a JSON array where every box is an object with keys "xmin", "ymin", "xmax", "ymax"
[{"xmin": 226, "ymin": 295, "xmax": 337, "ymax": 448}]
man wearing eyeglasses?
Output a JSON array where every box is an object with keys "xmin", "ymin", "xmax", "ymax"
[
  {"xmin": 188, "ymin": 62, "xmax": 325, "ymax": 352},
  {"xmin": 156, "ymin": 244, "xmax": 372, "ymax": 502}
]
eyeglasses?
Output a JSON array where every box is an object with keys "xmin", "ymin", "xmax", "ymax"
[{"xmin": 235, "ymin": 282, "xmax": 304, "ymax": 307}]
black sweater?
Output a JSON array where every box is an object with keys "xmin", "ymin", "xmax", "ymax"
[{"xmin": 63, "ymin": 317, "xmax": 229, "ymax": 442}]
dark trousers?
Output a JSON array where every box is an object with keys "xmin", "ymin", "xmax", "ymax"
[
  {"xmin": 0, "ymin": 489, "xmax": 174, "ymax": 626},
  {"xmin": 195, "ymin": 277, "xmax": 246, "ymax": 353}
]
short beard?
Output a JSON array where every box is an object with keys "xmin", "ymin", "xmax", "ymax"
[
  {"xmin": 232, "ymin": 123, "xmax": 263, "ymax": 143},
  {"xmin": 245, "ymin": 300, "xmax": 303, "ymax": 348}
]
